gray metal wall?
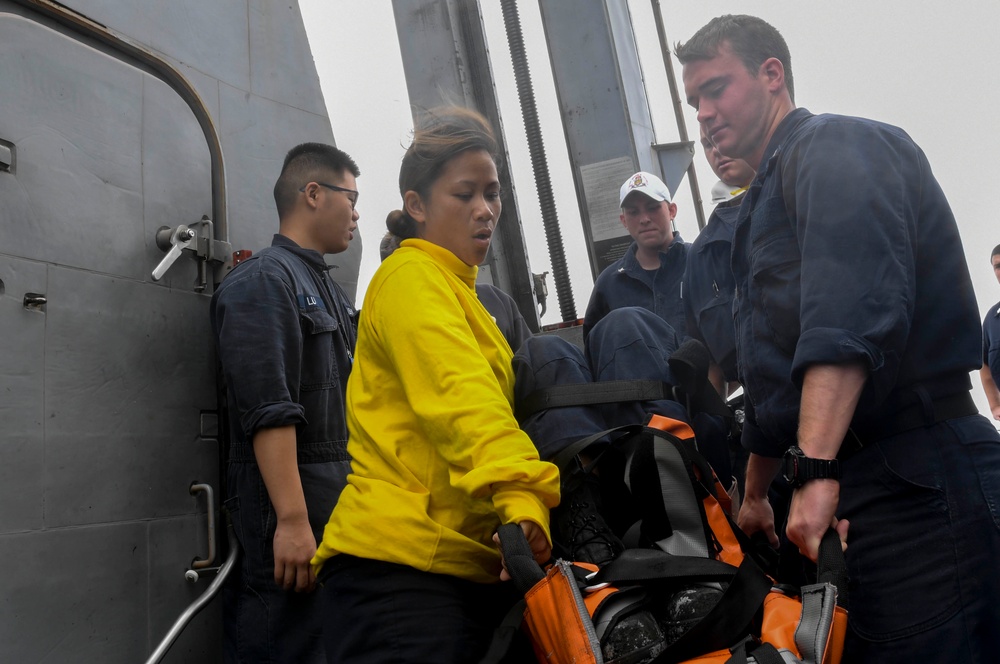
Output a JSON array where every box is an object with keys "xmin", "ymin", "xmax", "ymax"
[
  {"xmin": 0, "ymin": 1, "xmax": 345, "ymax": 661},
  {"xmin": 537, "ymin": 0, "xmax": 658, "ymax": 279}
]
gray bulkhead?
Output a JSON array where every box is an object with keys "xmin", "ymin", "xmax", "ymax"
[{"xmin": 0, "ymin": 1, "xmax": 353, "ymax": 661}]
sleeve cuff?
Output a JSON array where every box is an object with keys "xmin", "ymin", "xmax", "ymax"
[
  {"xmin": 493, "ymin": 487, "xmax": 558, "ymax": 547},
  {"xmin": 241, "ymin": 401, "xmax": 307, "ymax": 438},
  {"xmin": 741, "ymin": 417, "xmax": 785, "ymax": 458},
  {"xmin": 791, "ymin": 327, "xmax": 883, "ymax": 389}
]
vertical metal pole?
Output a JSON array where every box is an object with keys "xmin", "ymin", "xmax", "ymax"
[
  {"xmin": 500, "ymin": 0, "xmax": 576, "ymax": 322},
  {"xmin": 651, "ymin": 0, "xmax": 706, "ymax": 230}
]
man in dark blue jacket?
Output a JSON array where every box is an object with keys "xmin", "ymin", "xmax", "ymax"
[
  {"xmin": 212, "ymin": 143, "xmax": 360, "ymax": 663},
  {"xmin": 679, "ymin": 15, "xmax": 1000, "ymax": 661},
  {"xmin": 684, "ymin": 127, "xmax": 754, "ymax": 397},
  {"xmin": 583, "ymin": 171, "xmax": 688, "ymax": 342},
  {"xmin": 981, "ymin": 244, "xmax": 1000, "ymax": 421}
]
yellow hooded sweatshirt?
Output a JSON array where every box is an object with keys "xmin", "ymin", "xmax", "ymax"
[{"xmin": 312, "ymin": 239, "xmax": 560, "ymax": 583}]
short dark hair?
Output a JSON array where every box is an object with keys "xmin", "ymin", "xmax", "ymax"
[
  {"xmin": 273, "ymin": 142, "xmax": 360, "ymax": 219},
  {"xmin": 675, "ymin": 14, "xmax": 795, "ymax": 103},
  {"xmin": 388, "ymin": 106, "xmax": 501, "ymax": 239},
  {"xmin": 992, "ymin": 243, "xmax": 1000, "ymax": 260}
]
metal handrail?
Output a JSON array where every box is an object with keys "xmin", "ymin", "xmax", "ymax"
[
  {"xmin": 189, "ymin": 483, "xmax": 217, "ymax": 570},
  {"xmin": 144, "ymin": 518, "xmax": 239, "ymax": 664}
]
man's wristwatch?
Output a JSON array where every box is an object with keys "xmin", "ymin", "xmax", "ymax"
[{"xmin": 782, "ymin": 445, "xmax": 840, "ymax": 488}]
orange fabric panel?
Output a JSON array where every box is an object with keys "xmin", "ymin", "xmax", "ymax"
[
  {"xmin": 522, "ymin": 564, "xmax": 599, "ymax": 664},
  {"xmin": 646, "ymin": 414, "xmax": 696, "ymax": 440}
]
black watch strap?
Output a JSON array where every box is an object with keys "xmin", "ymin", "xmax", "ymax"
[{"xmin": 783, "ymin": 445, "xmax": 841, "ymax": 488}]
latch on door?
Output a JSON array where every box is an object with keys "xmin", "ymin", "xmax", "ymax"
[{"xmin": 152, "ymin": 216, "xmax": 232, "ymax": 291}]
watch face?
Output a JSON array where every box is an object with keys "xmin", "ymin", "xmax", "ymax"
[
  {"xmin": 782, "ymin": 446, "xmax": 808, "ymax": 487},
  {"xmin": 781, "ymin": 446, "xmax": 839, "ymax": 488}
]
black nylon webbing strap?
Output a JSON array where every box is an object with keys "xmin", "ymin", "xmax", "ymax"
[
  {"xmin": 650, "ymin": 556, "xmax": 774, "ymax": 663},
  {"xmin": 725, "ymin": 639, "xmax": 787, "ymax": 664},
  {"xmin": 548, "ymin": 424, "xmax": 641, "ymax": 473},
  {"xmin": 667, "ymin": 338, "xmax": 712, "ymax": 396},
  {"xmin": 515, "ymin": 339, "xmax": 735, "ymax": 425},
  {"xmin": 477, "ymin": 598, "xmax": 527, "ymax": 664},
  {"xmin": 495, "ymin": 523, "xmax": 545, "ymax": 595},
  {"xmin": 515, "ymin": 379, "xmax": 674, "ymax": 421},
  {"xmin": 816, "ymin": 528, "xmax": 850, "ymax": 610},
  {"xmin": 591, "ymin": 548, "xmax": 738, "ymax": 586}
]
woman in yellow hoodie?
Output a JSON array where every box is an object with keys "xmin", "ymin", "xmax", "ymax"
[{"xmin": 312, "ymin": 107, "xmax": 560, "ymax": 663}]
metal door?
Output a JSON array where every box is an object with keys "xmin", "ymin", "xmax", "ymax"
[{"xmin": 0, "ymin": 7, "xmax": 221, "ymax": 662}]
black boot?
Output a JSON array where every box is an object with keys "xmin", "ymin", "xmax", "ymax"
[{"xmin": 550, "ymin": 459, "xmax": 624, "ymax": 567}]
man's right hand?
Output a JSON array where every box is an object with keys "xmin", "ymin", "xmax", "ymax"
[
  {"xmin": 272, "ymin": 514, "xmax": 317, "ymax": 592},
  {"xmin": 737, "ymin": 495, "xmax": 779, "ymax": 548},
  {"xmin": 737, "ymin": 453, "xmax": 781, "ymax": 548},
  {"xmin": 253, "ymin": 426, "xmax": 316, "ymax": 593}
]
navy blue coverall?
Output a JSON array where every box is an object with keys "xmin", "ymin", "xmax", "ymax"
[
  {"xmin": 734, "ymin": 108, "xmax": 1000, "ymax": 661},
  {"xmin": 683, "ymin": 201, "xmax": 741, "ymax": 383},
  {"xmin": 584, "ymin": 236, "xmax": 689, "ymax": 342},
  {"xmin": 984, "ymin": 300, "xmax": 1000, "ymax": 387},
  {"xmin": 212, "ymin": 234, "xmax": 357, "ymax": 664}
]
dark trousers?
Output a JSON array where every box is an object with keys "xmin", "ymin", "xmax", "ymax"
[
  {"xmin": 839, "ymin": 415, "xmax": 1000, "ymax": 662},
  {"xmin": 513, "ymin": 306, "xmax": 731, "ymax": 483},
  {"xmin": 319, "ymin": 555, "xmax": 528, "ymax": 664},
  {"xmin": 223, "ymin": 460, "xmax": 349, "ymax": 664}
]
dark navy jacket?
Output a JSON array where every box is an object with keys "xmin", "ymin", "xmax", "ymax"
[
  {"xmin": 477, "ymin": 283, "xmax": 533, "ymax": 353},
  {"xmin": 211, "ymin": 234, "xmax": 357, "ymax": 464},
  {"xmin": 733, "ymin": 108, "xmax": 981, "ymax": 457},
  {"xmin": 584, "ymin": 235, "xmax": 689, "ymax": 342},
  {"xmin": 684, "ymin": 200, "xmax": 741, "ymax": 382},
  {"xmin": 985, "ymin": 300, "xmax": 1000, "ymax": 386}
]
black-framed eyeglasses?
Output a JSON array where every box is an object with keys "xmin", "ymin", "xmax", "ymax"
[{"xmin": 300, "ymin": 182, "xmax": 359, "ymax": 210}]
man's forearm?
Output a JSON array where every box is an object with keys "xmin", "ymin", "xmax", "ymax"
[
  {"xmin": 253, "ymin": 425, "xmax": 308, "ymax": 522},
  {"xmin": 981, "ymin": 366, "xmax": 1000, "ymax": 411},
  {"xmin": 743, "ymin": 453, "xmax": 781, "ymax": 502},
  {"xmin": 797, "ymin": 363, "xmax": 867, "ymax": 459}
]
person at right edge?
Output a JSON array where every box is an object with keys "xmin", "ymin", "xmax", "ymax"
[
  {"xmin": 678, "ymin": 15, "xmax": 1000, "ymax": 662},
  {"xmin": 980, "ymin": 244, "xmax": 1000, "ymax": 421}
]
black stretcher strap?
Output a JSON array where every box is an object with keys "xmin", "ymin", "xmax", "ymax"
[
  {"xmin": 817, "ymin": 528, "xmax": 850, "ymax": 610},
  {"xmin": 590, "ymin": 547, "xmax": 738, "ymax": 586},
  {"xmin": 650, "ymin": 555, "xmax": 774, "ymax": 663},
  {"xmin": 725, "ymin": 638, "xmax": 787, "ymax": 664},
  {"xmin": 516, "ymin": 379, "xmax": 676, "ymax": 421},
  {"xmin": 495, "ymin": 522, "xmax": 545, "ymax": 596},
  {"xmin": 516, "ymin": 339, "xmax": 735, "ymax": 426}
]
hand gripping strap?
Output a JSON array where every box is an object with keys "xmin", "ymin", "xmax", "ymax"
[
  {"xmin": 495, "ymin": 522, "xmax": 545, "ymax": 595},
  {"xmin": 816, "ymin": 529, "xmax": 849, "ymax": 610},
  {"xmin": 490, "ymin": 524, "xmax": 603, "ymax": 664}
]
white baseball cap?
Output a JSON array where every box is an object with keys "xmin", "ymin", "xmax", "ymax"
[
  {"xmin": 619, "ymin": 171, "xmax": 671, "ymax": 207},
  {"xmin": 711, "ymin": 179, "xmax": 748, "ymax": 204}
]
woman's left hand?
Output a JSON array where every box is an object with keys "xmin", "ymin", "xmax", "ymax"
[{"xmin": 494, "ymin": 521, "xmax": 551, "ymax": 581}]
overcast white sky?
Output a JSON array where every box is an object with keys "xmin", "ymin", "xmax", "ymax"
[{"xmin": 301, "ymin": 0, "xmax": 1000, "ymax": 417}]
